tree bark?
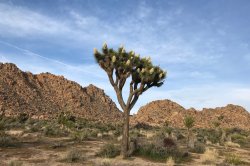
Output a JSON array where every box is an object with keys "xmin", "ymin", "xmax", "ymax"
[{"xmin": 121, "ymin": 109, "xmax": 130, "ymax": 158}]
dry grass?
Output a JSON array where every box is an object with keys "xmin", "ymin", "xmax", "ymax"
[
  {"xmin": 166, "ymin": 157, "xmax": 175, "ymax": 166},
  {"xmin": 200, "ymin": 148, "xmax": 219, "ymax": 165},
  {"xmin": 225, "ymin": 141, "xmax": 241, "ymax": 148}
]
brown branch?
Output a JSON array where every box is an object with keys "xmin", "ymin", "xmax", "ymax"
[
  {"xmin": 126, "ymin": 81, "xmax": 134, "ymax": 108},
  {"xmin": 129, "ymin": 95, "xmax": 139, "ymax": 110},
  {"xmin": 108, "ymin": 72, "xmax": 126, "ymax": 110}
]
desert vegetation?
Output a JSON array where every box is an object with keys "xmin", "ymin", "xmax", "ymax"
[{"xmin": 0, "ymin": 113, "xmax": 250, "ymax": 165}]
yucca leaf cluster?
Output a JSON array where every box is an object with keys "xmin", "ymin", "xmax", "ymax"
[{"xmin": 94, "ymin": 43, "xmax": 166, "ymax": 89}]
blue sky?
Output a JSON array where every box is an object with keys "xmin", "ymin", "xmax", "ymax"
[{"xmin": 0, "ymin": 0, "xmax": 250, "ymax": 113}]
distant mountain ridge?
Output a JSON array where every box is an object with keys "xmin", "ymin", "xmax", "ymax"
[
  {"xmin": 1, "ymin": 62, "xmax": 250, "ymax": 129},
  {"xmin": 132, "ymin": 99, "xmax": 250, "ymax": 130},
  {"xmin": 0, "ymin": 62, "xmax": 122, "ymax": 122}
]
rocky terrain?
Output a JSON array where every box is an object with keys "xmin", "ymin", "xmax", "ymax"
[
  {"xmin": 132, "ymin": 99, "xmax": 250, "ymax": 130},
  {"xmin": 0, "ymin": 63, "xmax": 122, "ymax": 122},
  {"xmin": 1, "ymin": 62, "xmax": 250, "ymax": 129}
]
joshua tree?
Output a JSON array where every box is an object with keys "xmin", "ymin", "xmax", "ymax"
[
  {"xmin": 93, "ymin": 43, "xmax": 166, "ymax": 157},
  {"xmin": 184, "ymin": 115, "xmax": 195, "ymax": 148}
]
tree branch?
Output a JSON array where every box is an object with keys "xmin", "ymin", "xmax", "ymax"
[
  {"xmin": 108, "ymin": 72, "xmax": 126, "ymax": 110},
  {"xmin": 129, "ymin": 95, "xmax": 139, "ymax": 110}
]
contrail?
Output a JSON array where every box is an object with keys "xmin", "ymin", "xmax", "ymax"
[
  {"xmin": 0, "ymin": 40, "xmax": 72, "ymax": 68},
  {"xmin": 0, "ymin": 40, "xmax": 105, "ymax": 78}
]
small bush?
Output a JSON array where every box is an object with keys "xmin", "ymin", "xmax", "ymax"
[
  {"xmin": 58, "ymin": 112, "xmax": 76, "ymax": 128},
  {"xmin": 190, "ymin": 143, "xmax": 205, "ymax": 154},
  {"xmin": 71, "ymin": 131, "xmax": 89, "ymax": 142},
  {"xmin": 163, "ymin": 137, "xmax": 176, "ymax": 148},
  {"xmin": 63, "ymin": 149, "xmax": 84, "ymax": 163},
  {"xmin": 8, "ymin": 160, "xmax": 23, "ymax": 166},
  {"xmin": 134, "ymin": 122, "xmax": 152, "ymax": 130},
  {"xmin": 207, "ymin": 129, "xmax": 222, "ymax": 144},
  {"xmin": 136, "ymin": 143, "xmax": 189, "ymax": 163},
  {"xmin": 0, "ymin": 132, "xmax": 18, "ymax": 147},
  {"xmin": 97, "ymin": 143, "xmax": 120, "ymax": 158},
  {"xmin": 43, "ymin": 125, "xmax": 67, "ymax": 137},
  {"xmin": 224, "ymin": 153, "xmax": 244, "ymax": 165},
  {"xmin": 231, "ymin": 133, "xmax": 247, "ymax": 145},
  {"xmin": 18, "ymin": 113, "xmax": 29, "ymax": 123},
  {"xmin": 50, "ymin": 142, "xmax": 65, "ymax": 149}
]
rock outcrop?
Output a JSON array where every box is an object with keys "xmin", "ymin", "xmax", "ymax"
[
  {"xmin": 132, "ymin": 99, "xmax": 250, "ymax": 130},
  {"xmin": 0, "ymin": 63, "xmax": 122, "ymax": 122}
]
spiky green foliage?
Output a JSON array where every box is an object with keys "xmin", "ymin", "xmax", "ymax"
[
  {"xmin": 94, "ymin": 43, "xmax": 166, "ymax": 100},
  {"xmin": 184, "ymin": 116, "xmax": 195, "ymax": 130}
]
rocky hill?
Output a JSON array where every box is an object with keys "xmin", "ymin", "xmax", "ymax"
[
  {"xmin": 0, "ymin": 63, "xmax": 122, "ymax": 122},
  {"xmin": 132, "ymin": 99, "xmax": 250, "ymax": 130}
]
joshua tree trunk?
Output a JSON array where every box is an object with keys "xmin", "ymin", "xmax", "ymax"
[
  {"xmin": 187, "ymin": 128, "xmax": 190, "ymax": 148},
  {"xmin": 122, "ymin": 109, "xmax": 130, "ymax": 158}
]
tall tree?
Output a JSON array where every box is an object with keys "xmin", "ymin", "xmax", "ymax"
[{"xmin": 93, "ymin": 43, "xmax": 166, "ymax": 157}]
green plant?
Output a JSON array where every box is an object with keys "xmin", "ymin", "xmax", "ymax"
[
  {"xmin": 97, "ymin": 143, "xmax": 120, "ymax": 158},
  {"xmin": 190, "ymin": 143, "xmax": 205, "ymax": 154},
  {"xmin": 205, "ymin": 129, "xmax": 222, "ymax": 143},
  {"xmin": 0, "ymin": 132, "xmax": 18, "ymax": 147},
  {"xmin": 43, "ymin": 125, "xmax": 68, "ymax": 137},
  {"xmin": 71, "ymin": 131, "xmax": 89, "ymax": 142},
  {"xmin": 225, "ymin": 154, "xmax": 244, "ymax": 165},
  {"xmin": 135, "ymin": 143, "xmax": 189, "ymax": 163},
  {"xmin": 63, "ymin": 149, "xmax": 84, "ymax": 163},
  {"xmin": 18, "ymin": 113, "xmax": 29, "ymax": 123},
  {"xmin": 50, "ymin": 142, "xmax": 65, "ymax": 149},
  {"xmin": 183, "ymin": 116, "xmax": 195, "ymax": 148},
  {"xmin": 57, "ymin": 112, "xmax": 76, "ymax": 128},
  {"xmin": 8, "ymin": 160, "xmax": 23, "ymax": 166},
  {"xmin": 94, "ymin": 43, "xmax": 166, "ymax": 157}
]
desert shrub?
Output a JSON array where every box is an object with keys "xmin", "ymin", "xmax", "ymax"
[
  {"xmin": 18, "ymin": 113, "xmax": 29, "ymax": 123},
  {"xmin": 231, "ymin": 133, "xmax": 247, "ymax": 146},
  {"xmin": 163, "ymin": 127, "xmax": 174, "ymax": 135},
  {"xmin": 97, "ymin": 143, "xmax": 120, "ymax": 158},
  {"xmin": 89, "ymin": 129, "xmax": 99, "ymax": 137},
  {"xmin": 43, "ymin": 125, "xmax": 68, "ymax": 137},
  {"xmin": 163, "ymin": 137, "xmax": 176, "ymax": 148},
  {"xmin": 134, "ymin": 122, "xmax": 153, "ymax": 130},
  {"xmin": 130, "ymin": 129, "xmax": 143, "ymax": 139},
  {"xmin": 71, "ymin": 131, "xmax": 89, "ymax": 142},
  {"xmin": 224, "ymin": 153, "xmax": 244, "ymax": 165},
  {"xmin": 8, "ymin": 160, "xmax": 23, "ymax": 166},
  {"xmin": 1, "ymin": 117, "xmax": 23, "ymax": 129},
  {"xmin": 50, "ymin": 142, "xmax": 65, "ymax": 149},
  {"xmin": 0, "ymin": 132, "xmax": 19, "ymax": 147},
  {"xmin": 190, "ymin": 142, "xmax": 205, "ymax": 154},
  {"xmin": 28, "ymin": 125, "xmax": 40, "ymax": 132},
  {"xmin": 24, "ymin": 118, "xmax": 37, "ymax": 125},
  {"xmin": 136, "ymin": 143, "xmax": 189, "ymax": 163},
  {"xmin": 58, "ymin": 112, "xmax": 76, "ymax": 128},
  {"xmin": 63, "ymin": 149, "xmax": 84, "ymax": 163},
  {"xmin": 175, "ymin": 130, "xmax": 185, "ymax": 140},
  {"xmin": 200, "ymin": 148, "xmax": 219, "ymax": 165},
  {"xmin": 0, "ymin": 120, "xmax": 5, "ymax": 130},
  {"xmin": 206, "ymin": 129, "xmax": 222, "ymax": 144}
]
